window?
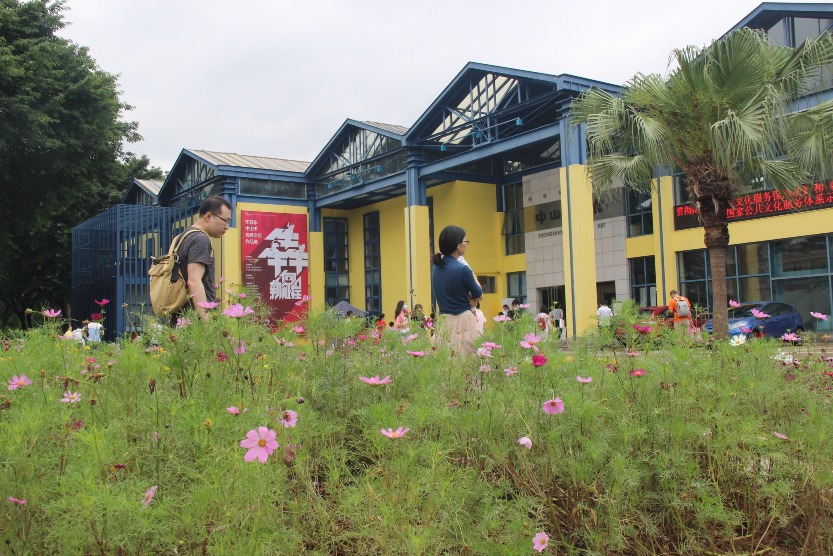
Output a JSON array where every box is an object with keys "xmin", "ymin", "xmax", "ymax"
[
  {"xmin": 503, "ymin": 183, "xmax": 525, "ymax": 255},
  {"xmin": 323, "ymin": 218, "xmax": 349, "ymax": 305},
  {"xmin": 477, "ymin": 275, "xmax": 497, "ymax": 294},
  {"xmin": 629, "ymin": 256, "xmax": 656, "ymax": 306},
  {"xmin": 363, "ymin": 212, "xmax": 382, "ymax": 314},
  {"xmin": 507, "ymin": 271, "xmax": 527, "ymax": 304},
  {"xmin": 504, "ymin": 137, "xmax": 561, "ymax": 175},
  {"xmin": 626, "ymin": 188, "xmax": 653, "ymax": 237}
]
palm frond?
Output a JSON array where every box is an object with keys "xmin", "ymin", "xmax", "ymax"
[
  {"xmin": 785, "ymin": 100, "xmax": 833, "ymax": 179},
  {"xmin": 586, "ymin": 154, "xmax": 655, "ymax": 193},
  {"xmin": 777, "ymin": 31, "xmax": 833, "ymax": 97}
]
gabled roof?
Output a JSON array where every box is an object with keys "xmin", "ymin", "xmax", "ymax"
[
  {"xmin": 404, "ymin": 62, "xmax": 620, "ymax": 144},
  {"xmin": 729, "ymin": 2, "xmax": 833, "ymax": 32},
  {"xmin": 134, "ymin": 178, "xmax": 162, "ymax": 196},
  {"xmin": 186, "ymin": 149, "xmax": 310, "ymax": 173},
  {"xmin": 305, "ymin": 119, "xmax": 406, "ymax": 177}
]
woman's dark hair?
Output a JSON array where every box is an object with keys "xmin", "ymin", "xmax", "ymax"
[
  {"xmin": 394, "ymin": 300, "xmax": 405, "ymax": 318},
  {"xmin": 431, "ymin": 225, "xmax": 467, "ymax": 266}
]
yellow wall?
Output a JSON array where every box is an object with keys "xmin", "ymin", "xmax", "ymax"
[{"xmin": 561, "ymin": 165, "xmax": 598, "ymax": 335}]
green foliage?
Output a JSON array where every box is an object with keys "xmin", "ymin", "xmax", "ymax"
[
  {"xmin": 0, "ymin": 306, "xmax": 832, "ymax": 554},
  {"xmin": 0, "ymin": 0, "xmax": 160, "ymax": 328}
]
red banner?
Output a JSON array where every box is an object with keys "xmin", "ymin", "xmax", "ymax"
[{"xmin": 241, "ymin": 211, "xmax": 309, "ymax": 324}]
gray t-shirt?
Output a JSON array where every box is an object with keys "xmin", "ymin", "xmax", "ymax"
[{"xmin": 177, "ymin": 227, "xmax": 215, "ymax": 303}]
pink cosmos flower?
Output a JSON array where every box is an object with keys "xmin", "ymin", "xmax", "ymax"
[
  {"xmin": 240, "ymin": 427, "xmax": 279, "ymax": 463},
  {"xmin": 751, "ymin": 308, "xmax": 770, "ymax": 319},
  {"xmin": 773, "ymin": 431, "xmax": 788, "ymax": 440},
  {"xmin": 293, "ymin": 325, "xmax": 305, "ymax": 334},
  {"xmin": 740, "ymin": 326, "xmax": 753, "ymax": 334},
  {"xmin": 61, "ymin": 391, "xmax": 81, "ymax": 403},
  {"xmin": 227, "ymin": 406, "xmax": 242, "ymax": 415},
  {"xmin": 630, "ymin": 369, "xmax": 647, "ymax": 378},
  {"xmin": 476, "ymin": 347, "xmax": 493, "ymax": 358},
  {"xmin": 729, "ymin": 300, "xmax": 741, "ymax": 308},
  {"xmin": 402, "ymin": 333, "xmax": 419, "ymax": 344},
  {"xmin": 239, "ymin": 293, "xmax": 247, "ymax": 299},
  {"xmin": 142, "ymin": 485, "xmax": 157, "ymax": 509},
  {"xmin": 406, "ymin": 350, "xmax": 424, "ymax": 357},
  {"xmin": 518, "ymin": 436, "xmax": 532, "ymax": 450},
  {"xmin": 519, "ymin": 303, "xmax": 530, "ymax": 309},
  {"xmin": 576, "ymin": 375, "xmax": 593, "ymax": 383},
  {"xmin": 533, "ymin": 532, "xmax": 549, "ymax": 552},
  {"xmin": 479, "ymin": 364, "xmax": 491, "ymax": 373},
  {"xmin": 520, "ymin": 333, "xmax": 542, "ymax": 349},
  {"xmin": 219, "ymin": 276, "xmax": 225, "ymax": 283},
  {"xmin": 493, "ymin": 315, "xmax": 511, "ymax": 322},
  {"xmin": 542, "ymin": 398, "xmax": 565, "ymax": 415},
  {"xmin": 216, "ymin": 351, "xmax": 228, "ymax": 362},
  {"xmin": 197, "ymin": 301, "xmax": 220, "ymax": 309},
  {"xmin": 223, "ymin": 304, "xmax": 255, "ymax": 318},
  {"xmin": 7, "ymin": 374, "xmax": 32, "ymax": 390},
  {"xmin": 380, "ymin": 426, "xmax": 410, "ymax": 439},
  {"xmin": 175, "ymin": 317, "xmax": 191, "ymax": 328},
  {"xmin": 531, "ymin": 354, "xmax": 547, "ymax": 367},
  {"xmin": 294, "ymin": 295, "xmax": 311, "ymax": 306},
  {"xmin": 781, "ymin": 332, "xmax": 800, "ymax": 342},
  {"xmin": 233, "ymin": 340, "xmax": 246, "ymax": 355},
  {"xmin": 94, "ymin": 298, "xmax": 110, "ymax": 306},
  {"xmin": 281, "ymin": 410, "xmax": 298, "ymax": 428},
  {"xmin": 481, "ymin": 342, "xmax": 502, "ymax": 349},
  {"xmin": 43, "ymin": 309, "xmax": 61, "ymax": 318},
  {"xmin": 625, "ymin": 349, "xmax": 640, "ymax": 357},
  {"xmin": 504, "ymin": 366, "xmax": 519, "ymax": 376},
  {"xmin": 359, "ymin": 375, "xmax": 393, "ymax": 385},
  {"xmin": 633, "ymin": 324, "xmax": 652, "ymax": 334},
  {"xmin": 7, "ymin": 497, "xmax": 27, "ymax": 506},
  {"xmin": 811, "ymin": 312, "xmax": 828, "ymax": 320}
]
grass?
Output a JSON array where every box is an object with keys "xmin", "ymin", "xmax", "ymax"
[{"xmin": 0, "ymin": 300, "xmax": 832, "ymax": 554}]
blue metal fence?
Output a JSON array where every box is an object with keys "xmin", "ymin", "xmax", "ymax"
[{"xmin": 71, "ymin": 204, "xmax": 193, "ymax": 340}]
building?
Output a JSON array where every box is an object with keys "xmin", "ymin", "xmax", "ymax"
[{"xmin": 72, "ymin": 2, "xmax": 833, "ymax": 339}]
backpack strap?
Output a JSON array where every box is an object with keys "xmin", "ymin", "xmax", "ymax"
[{"xmin": 170, "ymin": 229, "xmax": 211, "ymax": 262}]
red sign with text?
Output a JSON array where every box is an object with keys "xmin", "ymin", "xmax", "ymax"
[
  {"xmin": 241, "ymin": 211, "xmax": 308, "ymax": 324},
  {"xmin": 674, "ymin": 181, "xmax": 833, "ymax": 230}
]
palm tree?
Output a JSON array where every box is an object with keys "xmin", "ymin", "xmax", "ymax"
[{"xmin": 571, "ymin": 28, "xmax": 833, "ymax": 340}]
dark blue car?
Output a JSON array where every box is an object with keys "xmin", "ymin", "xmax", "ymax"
[{"xmin": 703, "ymin": 301, "xmax": 804, "ymax": 339}]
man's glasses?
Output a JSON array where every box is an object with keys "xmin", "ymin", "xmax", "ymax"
[
  {"xmin": 211, "ymin": 213, "xmax": 231, "ymax": 226},
  {"xmin": 461, "ymin": 240, "xmax": 470, "ymax": 244}
]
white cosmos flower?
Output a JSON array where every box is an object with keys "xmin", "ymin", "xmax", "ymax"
[{"xmin": 729, "ymin": 334, "xmax": 747, "ymax": 346}]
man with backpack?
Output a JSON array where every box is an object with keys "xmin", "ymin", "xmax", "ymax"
[
  {"xmin": 174, "ymin": 196, "xmax": 232, "ymax": 320},
  {"xmin": 668, "ymin": 289, "xmax": 692, "ymax": 333}
]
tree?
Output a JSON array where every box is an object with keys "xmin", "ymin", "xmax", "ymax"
[
  {"xmin": 571, "ymin": 28, "xmax": 833, "ymax": 340},
  {"xmin": 0, "ymin": 0, "xmax": 147, "ymax": 328}
]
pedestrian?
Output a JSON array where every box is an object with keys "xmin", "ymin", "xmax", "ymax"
[
  {"xmin": 536, "ymin": 306, "xmax": 552, "ymax": 336},
  {"xmin": 431, "ymin": 225, "xmax": 483, "ymax": 352},
  {"xmin": 668, "ymin": 289, "xmax": 693, "ymax": 333},
  {"xmin": 597, "ymin": 301, "xmax": 613, "ymax": 328},
  {"xmin": 393, "ymin": 300, "xmax": 410, "ymax": 331},
  {"xmin": 171, "ymin": 195, "xmax": 232, "ymax": 322},
  {"xmin": 86, "ymin": 315, "xmax": 103, "ymax": 343},
  {"xmin": 550, "ymin": 303, "xmax": 565, "ymax": 340}
]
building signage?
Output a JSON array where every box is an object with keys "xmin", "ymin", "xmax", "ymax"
[
  {"xmin": 241, "ymin": 211, "xmax": 309, "ymax": 323},
  {"xmin": 673, "ymin": 182, "xmax": 833, "ymax": 230}
]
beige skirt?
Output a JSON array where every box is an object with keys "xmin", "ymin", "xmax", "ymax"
[{"xmin": 432, "ymin": 311, "xmax": 482, "ymax": 354}]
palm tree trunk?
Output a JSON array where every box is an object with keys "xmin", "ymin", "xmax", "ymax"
[{"xmin": 701, "ymin": 202, "xmax": 730, "ymax": 341}]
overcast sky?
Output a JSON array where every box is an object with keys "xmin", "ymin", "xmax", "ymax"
[{"xmin": 56, "ymin": 0, "xmax": 776, "ymax": 172}]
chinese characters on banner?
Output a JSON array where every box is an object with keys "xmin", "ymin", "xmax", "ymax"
[
  {"xmin": 674, "ymin": 182, "xmax": 833, "ymax": 230},
  {"xmin": 241, "ymin": 211, "xmax": 308, "ymax": 324}
]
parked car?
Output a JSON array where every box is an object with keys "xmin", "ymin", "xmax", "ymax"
[{"xmin": 702, "ymin": 301, "xmax": 804, "ymax": 339}]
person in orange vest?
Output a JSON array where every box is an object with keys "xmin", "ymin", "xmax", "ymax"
[{"xmin": 668, "ymin": 290, "xmax": 693, "ymax": 333}]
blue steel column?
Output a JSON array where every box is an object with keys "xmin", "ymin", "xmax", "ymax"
[
  {"xmin": 220, "ymin": 178, "xmax": 238, "ymax": 226},
  {"xmin": 405, "ymin": 150, "xmax": 426, "ymax": 207},
  {"xmin": 307, "ymin": 182, "xmax": 321, "ymax": 232}
]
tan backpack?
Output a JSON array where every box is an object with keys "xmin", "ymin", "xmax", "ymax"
[{"xmin": 148, "ymin": 229, "xmax": 209, "ymax": 317}]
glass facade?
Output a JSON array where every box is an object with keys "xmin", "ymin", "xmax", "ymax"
[
  {"xmin": 507, "ymin": 271, "xmax": 527, "ymax": 304},
  {"xmin": 363, "ymin": 212, "xmax": 382, "ymax": 314},
  {"xmin": 503, "ymin": 183, "xmax": 525, "ymax": 255},
  {"xmin": 626, "ymin": 188, "xmax": 653, "ymax": 237},
  {"xmin": 677, "ymin": 234, "xmax": 833, "ymax": 331},
  {"xmin": 504, "ymin": 137, "xmax": 561, "ymax": 175},
  {"xmin": 629, "ymin": 256, "xmax": 657, "ymax": 306},
  {"xmin": 239, "ymin": 179, "xmax": 306, "ymax": 199},
  {"xmin": 323, "ymin": 218, "xmax": 350, "ymax": 305}
]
